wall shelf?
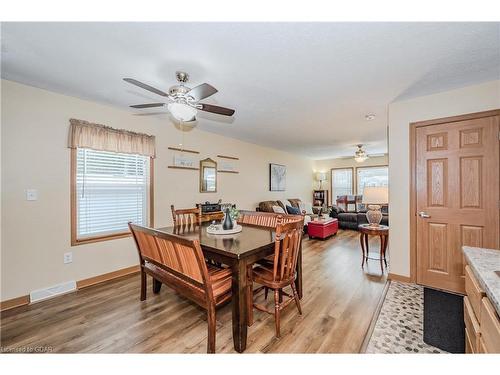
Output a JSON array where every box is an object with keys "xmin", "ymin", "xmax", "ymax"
[
  {"xmin": 217, "ymin": 154, "xmax": 239, "ymax": 160},
  {"xmin": 168, "ymin": 147, "xmax": 200, "ymax": 154},
  {"xmin": 168, "ymin": 165, "xmax": 199, "ymax": 170}
]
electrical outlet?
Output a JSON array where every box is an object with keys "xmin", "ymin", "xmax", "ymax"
[{"xmin": 63, "ymin": 252, "xmax": 73, "ymax": 264}]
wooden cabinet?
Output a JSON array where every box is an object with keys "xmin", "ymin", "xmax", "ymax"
[
  {"xmin": 480, "ymin": 297, "xmax": 500, "ymax": 353},
  {"xmin": 464, "ymin": 296, "xmax": 480, "ymax": 352},
  {"xmin": 463, "ymin": 263, "xmax": 500, "ymax": 353},
  {"xmin": 465, "ymin": 266, "xmax": 486, "ymax": 319}
]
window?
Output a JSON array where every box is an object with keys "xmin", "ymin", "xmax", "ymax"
[
  {"xmin": 356, "ymin": 166, "xmax": 388, "ymax": 195},
  {"xmin": 331, "ymin": 168, "xmax": 353, "ymax": 200},
  {"xmin": 72, "ymin": 148, "xmax": 152, "ymax": 245}
]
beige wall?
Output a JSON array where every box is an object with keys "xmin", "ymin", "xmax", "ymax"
[
  {"xmin": 1, "ymin": 79, "xmax": 314, "ymax": 301},
  {"xmin": 388, "ymin": 80, "xmax": 500, "ymax": 278},
  {"xmin": 313, "ymin": 155, "xmax": 388, "ymax": 204}
]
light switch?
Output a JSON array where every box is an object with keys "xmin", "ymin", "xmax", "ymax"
[{"xmin": 26, "ymin": 189, "xmax": 38, "ymax": 201}]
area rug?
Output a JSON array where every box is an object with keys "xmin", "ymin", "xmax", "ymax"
[{"xmin": 365, "ymin": 281, "xmax": 447, "ymax": 354}]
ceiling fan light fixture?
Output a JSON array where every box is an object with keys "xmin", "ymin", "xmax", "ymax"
[
  {"xmin": 354, "ymin": 144, "xmax": 369, "ymax": 163},
  {"xmin": 167, "ymin": 102, "xmax": 197, "ymax": 121}
]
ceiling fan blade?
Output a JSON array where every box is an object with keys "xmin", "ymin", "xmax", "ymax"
[
  {"xmin": 188, "ymin": 83, "xmax": 218, "ymax": 101},
  {"xmin": 130, "ymin": 103, "xmax": 165, "ymax": 108},
  {"xmin": 123, "ymin": 78, "xmax": 169, "ymax": 97},
  {"xmin": 199, "ymin": 103, "xmax": 235, "ymax": 116}
]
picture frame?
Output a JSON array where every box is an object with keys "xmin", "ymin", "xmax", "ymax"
[{"xmin": 269, "ymin": 163, "xmax": 286, "ymax": 191}]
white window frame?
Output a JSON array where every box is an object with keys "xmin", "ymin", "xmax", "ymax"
[
  {"xmin": 331, "ymin": 168, "xmax": 354, "ymax": 202},
  {"xmin": 356, "ymin": 165, "xmax": 388, "ymax": 195}
]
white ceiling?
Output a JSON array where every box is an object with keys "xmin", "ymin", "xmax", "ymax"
[{"xmin": 1, "ymin": 22, "xmax": 499, "ymax": 159}]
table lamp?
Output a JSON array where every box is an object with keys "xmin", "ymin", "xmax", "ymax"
[
  {"xmin": 316, "ymin": 172, "xmax": 327, "ymax": 189},
  {"xmin": 362, "ymin": 186, "xmax": 388, "ymax": 226}
]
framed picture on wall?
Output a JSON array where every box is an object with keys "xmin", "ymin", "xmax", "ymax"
[{"xmin": 269, "ymin": 163, "xmax": 286, "ymax": 191}]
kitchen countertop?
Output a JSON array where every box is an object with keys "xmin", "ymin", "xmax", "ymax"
[{"xmin": 463, "ymin": 246, "xmax": 500, "ymax": 317}]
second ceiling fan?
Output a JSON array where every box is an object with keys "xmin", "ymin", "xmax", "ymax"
[{"xmin": 124, "ymin": 71, "xmax": 235, "ymax": 123}]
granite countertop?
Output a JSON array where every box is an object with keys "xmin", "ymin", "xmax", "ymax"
[{"xmin": 462, "ymin": 246, "xmax": 500, "ymax": 317}]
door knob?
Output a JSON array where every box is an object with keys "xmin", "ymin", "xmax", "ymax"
[{"xmin": 418, "ymin": 211, "xmax": 431, "ymax": 218}]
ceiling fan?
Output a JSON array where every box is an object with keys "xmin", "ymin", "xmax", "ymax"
[{"xmin": 123, "ymin": 71, "xmax": 235, "ymax": 123}]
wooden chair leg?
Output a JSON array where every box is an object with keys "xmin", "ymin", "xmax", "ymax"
[
  {"xmin": 291, "ymin": 283, "xmax": 302, "ymax": 315},
  {"xmin": 264, "ymin": 287, "xmax": 269, "ymax": 300},
  {"xmin": 274, "ymin": 289, "xmax": 281, "ymax": 338},
  {"xmin": 152, "ymin": 278, "xmax": 162, "ymax": 294},
  {"xmin": 140, "ymin": 269, "xmax": 146, "ymax": 301},
  {"xmin": 246, "ymin": 266, "xmax": 254, "ymax": 327},
  {"xmin": 207, "ymin": 306, "xmax": 216, "ymax": 353}
]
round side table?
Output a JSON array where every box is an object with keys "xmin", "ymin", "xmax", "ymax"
[{"xmin": 358, "ymin": 224, "xmax": 389, "ymax": 273}]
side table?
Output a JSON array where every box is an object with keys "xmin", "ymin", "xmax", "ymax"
[{"xmin": 358, "ymin": 224, "xmax": 389, "ymax": 273}]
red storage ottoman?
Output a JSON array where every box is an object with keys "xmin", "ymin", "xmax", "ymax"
[{"xmin": 308, "ymin": 218, "xmax": 338, "ymax": 240}]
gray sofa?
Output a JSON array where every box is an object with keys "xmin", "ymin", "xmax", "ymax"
[{"xmin": 330, "ymin": 206, "xmax": 389, "ymax": 230}]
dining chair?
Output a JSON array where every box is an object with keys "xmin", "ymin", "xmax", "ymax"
[
  {"xmin": 129, "ymin": 223, "xmax": 232, "ymax": 353},
  {"xmin": 171, "ymin": 204, "xmax": 201, "ymax": 226},
  {"xmin": 239, "ymin": 210, "xmax": 304, "ymax": 306},
  {"xmin": 238, "ymin": 210, "xmax": 304, "ymax": 228},
  {"xmin": 247, "ymin": 218, "xmax": 304, "ymax": 337}
]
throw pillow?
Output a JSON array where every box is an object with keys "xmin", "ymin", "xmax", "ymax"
[
  {"xmin": 331, "ymin": 206, "xmax": 345, "ymax": 215},
  {"xmin": 279, "ymin": 199, "xmax": 292, "ymax": 210},
  {"xmin": 272, "ymin": 205, "xmax": 286, "ymax": 214},
  {"xmin": 286, "ymin": 205, "xmax": 301, "ymax": 215},
  {"xmin": 299, "ymin": 202, "xmax": 314, "ymax": 215}
]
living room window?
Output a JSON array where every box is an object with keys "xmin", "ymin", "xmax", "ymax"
[
  {"xmin": 331, "ymin": 168, "xmax": 354, "ymax": 200},
  {"xmin": 71, "ymin": 148, "xmax": 152, "ymax": 244},
  {"xmin": 356, "ymin": 166, "xmax": 388, "ymax": 195},
  {"xmin": 68, "ymin": 119, "xmax": 155, "ymax": 245}
]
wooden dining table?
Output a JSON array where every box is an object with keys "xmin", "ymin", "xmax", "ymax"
[{"xmin": 156, "ymin": 222, "xmax": 303, "ymax": 353}]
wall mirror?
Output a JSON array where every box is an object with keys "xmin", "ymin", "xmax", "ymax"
[{"xmin": 200, "ymin": 158, "xmax": 217, "ymax": 193}]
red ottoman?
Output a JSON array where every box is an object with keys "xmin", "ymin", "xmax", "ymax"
[{"xmin": 308, "ymin": 218, "xmax": 338, "ymax": 240}]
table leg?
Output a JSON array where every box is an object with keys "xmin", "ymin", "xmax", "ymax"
[
  {"xmin": 295, "ymin": 241, "xmax": 303, "ymax": 299},
  {"xmin": 379, "ymin": 235, "xmax": 385, "ymax": 273},
  {"xmin": 231, "ymin": 260, "xmax": 248, "ymax": 353},
  {"xmin": 360, "ymin": 233, "xmax": 366, "ymax": 268},
  {"xmin": 383, "ymin": 235, "xmax": 388, "ymax": 267},
  {"xmin": 152, "ymin": 278, "xmax": 162, "ymax": 294}
]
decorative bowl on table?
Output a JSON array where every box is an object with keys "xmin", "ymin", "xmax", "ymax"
[{"xmin": 206, "ymin": 223, "xmax": 243, "ymax": 235}]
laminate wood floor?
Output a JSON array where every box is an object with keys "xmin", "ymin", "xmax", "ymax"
[{"xmin": 0, "ymin": 229, "xmax": 387, "ymax": 353}]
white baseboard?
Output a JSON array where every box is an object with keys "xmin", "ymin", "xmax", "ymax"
[{"xmin": 30, "ymin": 280, "xmax": 77, "ymax": 303}]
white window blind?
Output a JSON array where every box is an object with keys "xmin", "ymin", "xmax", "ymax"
[
  {"xmin": 76, "ymin": 148, "xmax": 149, "ymax": 239},
  {"xmin": 357, "ymin": 166, "xmax": 388, "ymax": 195},
  {"xmin": 331, "ymin": 169, "xmax": 353, "ymax": 200}
]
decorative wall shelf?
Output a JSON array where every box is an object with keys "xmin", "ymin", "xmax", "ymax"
[
  {"xmin": 168, "ymin": 166, "xmax": 199, "ymax": 170},
  {"xmin": 168, "ymin": 147, "xmax": 200, "ymax": 154},
  {"xmin": 217, "ymin": 154, "xmax": 239, "ymax": 160}
]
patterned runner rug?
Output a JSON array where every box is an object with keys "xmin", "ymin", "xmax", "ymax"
[{"xmin": 365, "ymin": 281, "xmax": 447, "ymax": 353}]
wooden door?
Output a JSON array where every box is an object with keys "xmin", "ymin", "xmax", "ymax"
[{"xmin": 416, "ymin": 114, "xmax": 499, "ymax": 294}]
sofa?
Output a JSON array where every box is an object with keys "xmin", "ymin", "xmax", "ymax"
[
  {"xmin": 330, "ymin": 205, "xmax": 389, "ymax": 230},
  {"xmin": 256, "ymin": 198, "xmax": 320, "ymax": 224}
]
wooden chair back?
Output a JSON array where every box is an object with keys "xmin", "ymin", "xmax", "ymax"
[
  {"xmin": 238, "ymin": 210, "xmax": 303, "ymax": 229},
  {"xmin": 271, "ymin": 218, "xmax": 304, "ymax": 283},
  {"xmin": 129, "ymin": 223, "xmax": 211, "ymax": 294},
  {"xmin": 171, "ymin": 205, "xmax": 201, "ymax": 226}
]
